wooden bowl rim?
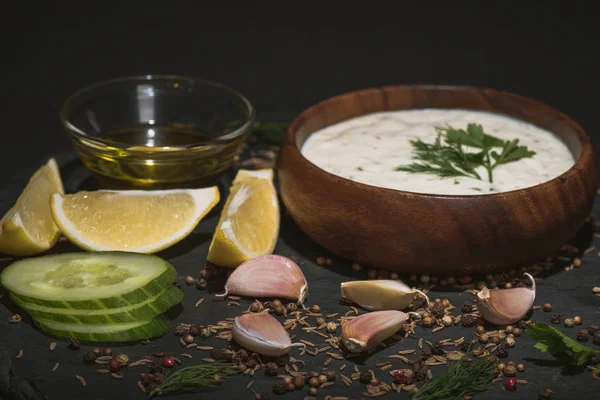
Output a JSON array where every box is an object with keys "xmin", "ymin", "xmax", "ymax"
[{"xmin": 283, "ymin": 84, "xmax": 594, "ymax": 200}]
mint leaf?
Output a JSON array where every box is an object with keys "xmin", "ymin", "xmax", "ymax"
[{"xmin": 527, "ymin": 322, "xmax": 600, "ymax": 366}]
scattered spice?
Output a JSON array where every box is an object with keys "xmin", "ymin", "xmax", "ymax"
[
  {"xmin": 538, "ymin": 388, "xmax": 553, "ymax": 400},
  {"xmin": 185, "ymin": 276, "xmax": 195, "ymax": 285},
  {"xmin": 68, "ymin": 338, "xmax": 81, "ymax": 350},
  {"xmin": 83, "ymin": 352, "xmax": 97, "ymax": 364},
  {"xmin": 52, "ymin": 362, "xmax": 59, "ymax": 372},
  {"xmin": 49, "ymin": 341, "xmax": 57, "ymax": 351},
  {"xmin": 564, "ymin": 318, "xmax": 575, "ymax": 328},
  {"xmin": 504, "ymin": 377, "xmax": 517, "ymax": 391},
  {"xmin": 75, "ymin": 375, "xmax": 87, "ymax": 386},
  {"xmin": 551, "ymin": 313, "xmax": 561, "ymax": 324},
  {"xmin": 8, "ymin": 314, "xmax": 22, "ymax": 324},
  {"xmin": 102, "ymin": 348, "xmax": 112, "ymax": 357},
  {"xmin": 543, "ymin": 303, "xmax": 552, "ymax": 312},
  {"xmin": 574, "ymin": 316, "xmax": 583, "ymax": 325}
]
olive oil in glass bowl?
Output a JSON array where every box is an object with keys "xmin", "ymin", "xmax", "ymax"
[{"xmin": 60, "ymin": 75, "xmax": 255, "ymax": 189}]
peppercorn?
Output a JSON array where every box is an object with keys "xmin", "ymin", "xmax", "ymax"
[
  {"xmin": 273, "ymin": 305, "xmax": 284, "ymax": 315},
  {"xmin": 317, "ymin": 374, "xmax": 327, "ymax": 384},
  {"xmin": 291, "ymin": 374, "xmax": 304, "ymax": 389},
  {"xmin": 505, "ymin": 325, "xmax": 514, "ymax": 334},
  {"xmin": 108, "ymin": 359, "xmax": 121, "ymax": 373},
  {"xmin": 475, "ymin": 325, "xmax": 485, "ymax": 335},
  {"xmin": 162, "ymin": 357, "xmax": 175, "ymax": 368},
  {"xmin": 309, "ymin": 305, "xmax": 320, "ymax": 313},
  {"xmin": 201, "ymin": 327, "xmax": 211, "ymax": 337},
  {"xmin": 196, "ymin": 278, "xmax": 208, "ymax": 290},
  {"xmin": 309, "ymin": 376, "xmax": 320, "ymax": 387},
  {"xmin": 308, "ymin": 387, "xmax": 318, "ymax": 396},
  {"xmin": 115, "ymin": 353, "xmax": 129, "ymax": 366},
  {"xmin": 462, "ymin": 314, "xmax": 478, "ymax": 327},
  {"xmin": 564, "ymin": 318, "xmax": 575, "ymax": 328},
  {"xmin": 503, "ymin": 365, "xmax": 517, "ymax": 377},
  {"xmin": 326, "ymin": 322, "xmax": 337, "ymax": 333},
  {"xmin": 185, "ymin": 275, "xmax": 194, "ymax": 286},
  {"xmin": 420, "ymin": 347, "xmax": 432, "ymax": 359},
  {"xmin": 83, "ymin": 352, "xmax": 96, "ymax": 364},
  {"xmin": 92, "ymin": 347, "xmax": 102, "ymax": 357},
  {"xmin": 442, "ymin": 315, "xmax": 453, "ymax": 326},
  {"xmin": 68, "ymin": 338, "xmax": 80, "ymax": 350},
  {"xmin": 478, "ymin": 334, "xmax": 489, "ymax": 344},
  {"xmin": 506, "ymin": 361, "xmax": 515, "ymax": 367},
  {"xmin": 538, "ymin": 388, "xmax": 553, "ymax": 400},
  {"xmin": 551, "ymin": 313, "xmax": 561, "ymax": 324},
  {"xmin": 497, "ymin": 363, "xmax": 505, "ymax": 372},
  {"xmin": 577, "ymin": 328, "xmax": 590, "ymax": 342},
  {"xmin": 430, "ymin": 303, "xmax": 445, "ymax": 319},
  {"xmin": 588, "ymin": 325, "xmax": 600, "ymax": 336},
  {"xmin": 461, "ymin": 302, "xmax": 474, "ymax": 313},
  {"xmin": 472, "ymin": 347, "xmax": 485, "ymax": 357},
  {"xmin": 286, "ymin": 302, "xmax": 297, "ymax": 313},
  {"xmin": 574, "ymin": 316, "xmax": 583, "ymax": 325},
  {"xmin": 320, "ymin": 370, "xmax": 335, "ymax": 382},
  {"xmin": 421, "ymin": 311, "xmax": 431, "ymax": 318},
  {"xmin": 513, "ymin": 327, "xmax": 522, "ymax": 337},
  {"xmin": 359, "ymin": 371, "xmax": 372, "ymax": 384},
  {"xmin": 183, "ymin": 334, "xmax": 194, "ymax": 344},
  {"xmin": 543, "ymin": 303, "xmax": 552, "ymax": 312},
  {"xmin": 441, "ymin": 298, "xmax": 451, "ymax": 308},
  {"xmin": 422, "ymin": 316, "xmax": 434, "ymax": 327},
  {"xmin": 505, "ymin": 377, "xmax": 517, "ymax": 391},
  {"xmin": 518, "ymin": 320, "xmax": 530, "ymax": 329},
  {"xmin": 594, "ymin": 333, "xmax": 600, "ymax": 345},
  {"xmin": 460, "ymin": 340, "xmax": 472, "ymax": 352},
  {"xmin": 492, "ymin": 336, "xmax": 502, "ymax": 345},
  {"xmin": 272, "ymin": 379, "xmax": 287, "ymax": 394},
  {"xmin": 517, "ymin": 363, "xmax": 525, "ymax": 372},
  {"xmin": 496, "ymin": 344, "xmax": 509, "ymax": 358},
  {"xmin": 264, "ymin": 361, "xmax": 279, "ymax": 376},
  {"xmin": 102, "ymin": 348, "xmax": 112, "ymax": 357},
  {"xmin": 505, "ymin": 337, "xmax": 516, "ymax": 348},
  {"xmin": 430, "ymin": 342, "xmax": 444, "ymax": 356}
]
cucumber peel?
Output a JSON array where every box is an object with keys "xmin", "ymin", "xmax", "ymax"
[
  {"xmin": 12, "ymin": 285, "xmax": 184, "ymax": 324},
  {"xmin": 34, "ymin": 315, "xmax": 170, "ymax": 342}
]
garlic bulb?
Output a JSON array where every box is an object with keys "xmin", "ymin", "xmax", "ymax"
[
  {"xmin": 476, "ymin": 273, "xmax": 536, "ymax": 325},
  {"xmin": 340, "ymin": 280, "xmax": 429, "ymax": 311},
  {"xmin": 341, "ymin": 310, "xmax": 413, "ymax": 353},
  {"xmin": 232, "ymin": 310, "xmax": 305, "ymax": 356},
  {"xmin": 216, "ymin": 255, "xmax": 308, "ymax": 304}
]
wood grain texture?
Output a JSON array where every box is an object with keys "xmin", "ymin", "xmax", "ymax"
[{"xmin": 277, "ymin": 85, "xmax": 597, "ymax": 274}]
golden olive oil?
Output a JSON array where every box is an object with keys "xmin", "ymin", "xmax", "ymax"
[{"xmin": 75, "ymin": 124, "xmax": 248, "ymax": 189}]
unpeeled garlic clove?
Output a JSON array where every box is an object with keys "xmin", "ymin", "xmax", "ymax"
[
  {"xmin": 340, "ymin": 279, "xmax": 429, "ymax": 311},
  {"xmin": 216, "ymin": 255, "xmax": 308, "ymax": 304},
  {"xmin": 341, "ymin": 310, "xmax": 414, "ymax": 353},
  {"xmin": 476, "ymin": 273, "xmax": 536, "ymax": 325},
  {"xmin": 232, "ymin": 310, "xmax": 305, "ymax": 356}
]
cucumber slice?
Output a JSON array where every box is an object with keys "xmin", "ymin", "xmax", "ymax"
[
  {"xmin": 33, "ymin": 315, "xmax": 170, "ymax": 342},
  {"xmin": 12, "ymin": 285, "xmax": 183, "ymax": 324},
  {"xmin": 1, "ymin": 252, "xmax": 176, "ymax": 309}
]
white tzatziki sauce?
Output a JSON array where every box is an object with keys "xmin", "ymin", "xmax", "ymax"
[{"xmin": 301, "ymin": 109, "xmax": 575, "ymax": 195}]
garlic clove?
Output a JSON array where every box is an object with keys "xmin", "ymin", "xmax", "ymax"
[
  {"xmin": 476, "ymin": 273, "xmax": 536, "ymax": 325},
  {"xmin": 341, "ymin": 310, "xmax": 413, "ymax": 353},
  {"xmin": 216, "ymin": 255, "xmax": 308, "ymax": 304},
  {"xmin": 232, "ymin": 310, "xmax": 305, "ymax": 356},
  {"xmin": 340, "ymin": 279, "xmax": 429, "ymax": 311}
]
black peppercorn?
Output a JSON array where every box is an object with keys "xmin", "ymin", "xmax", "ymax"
[
  {"xmin": 593, "ymin": 333, "xmax": 600, "ymax": 345},
  {"xmin": 588, "ymin": 325, "xmax": 600, "ymax": 336},
  {"xmin": 83, "ymin": 352, "xmax": 96, "ymax": 364},
  {"xmin": 461, "ymin": 302, "xmax": 474, "ymax": 313},
  {"xmin": 196, "ymin": 278, "xmax": 208, "ymax": 290},
  {"xmin": 360, "ymin": 371, "xmax": 372, "ymax": 384},
  {"xmin": 92, "ymin": 347, "xmax": 102, "ymax": 356},
  {"xmin": 272, "ymin": 379, "xmax": 287, "ymax": 394},
  {"xmin": 517, "ymin": 320, "xmax": 530, "ymax": 329},
  {"xmin": 246, "ymin": 358, "xmax": 259, "ymax": 369},
  {"xmin": 287, "ymin": 302, "xmax": 298, "ymax": 313},
  {"xmin": 420, "ymin": 347, "xmax": 432, "ymax": 359},
  {"xmin": 430, "ymin": 342, "xmax": 444, "ymax": 356},
  {"xmin": 236, "ymin": 349, "xmax": 249, "ymax": 362},
  {"xmin": 538, "ymin": 388, "xmax": 553, "ymax": 400},
  {"xmin": 430, "ymin": 303, "xmax": 445, "ymax": 319},
  {"xmin": 496, "ymin": 344, "xmax": 509, "ymax": 358},
  {"xmin": 68, "ymin": 338, "xmax": 80, "ymax": 350},
  {"xmin": 148, "ymin": 361, "xmax": 164, "ymax": 374},
  {"xmin": 577, "ymin": 328, "xmax": 590, "ymax": 342},
  {"xmin": 189, "ymin": 325, "xmax": 201, "ymax": 337},
  {"xmin": 293, "ymin": 374, "xmax": 304, "ymax": 389},
  {"xmin": 462, "ymin": 314, "xmax": 478, "ymax": 327},
  {"xmin": 550, "ymin": 313, "xmax": 561, "ymax": 324},
  {"xmin": 264, "ymin": 361, "xmax": 279, "ymax": 376}
]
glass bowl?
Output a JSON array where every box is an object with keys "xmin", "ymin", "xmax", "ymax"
[{"xmin": 60, "ymin": 75, "xmax": 255, "ymax": 189}]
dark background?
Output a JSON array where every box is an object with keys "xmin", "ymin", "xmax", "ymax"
[
  {"xmin": 1, "ymin": 3, "xmax": 599, "ymax": 400},
  {"xmin": 0, "ymin": 2, "xmax": 598, "ymax": 178}
]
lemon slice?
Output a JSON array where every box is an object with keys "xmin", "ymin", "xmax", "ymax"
[
  {"xmin": 0, "ymin": 158, "xmax": 65, "ymax": 256},
  {"xmin": 50, "ymin": 187, "xmax": 220, "ymax": 253},
  {"xmin": 207, "ymin": 169, "xmax": 279, "ymax": 268}
]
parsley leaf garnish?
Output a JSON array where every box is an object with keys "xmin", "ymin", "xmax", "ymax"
[
  {"xmin": 396, "ymin": 124, "xmax": 536, "ymax": 183},
  {"xmin": 526, "ymin": 322, "xmax": 600, "ymax": 366}
]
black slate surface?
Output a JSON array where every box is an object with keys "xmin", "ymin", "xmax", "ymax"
[{"xmin": 1, "ymin": 3, "xmax": 599, "ymax": 399}]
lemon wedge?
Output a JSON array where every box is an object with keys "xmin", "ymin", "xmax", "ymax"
[
  {"xmin": 50, "ymin": 187, "xmax": 219, "ymax": 253},
  {"xmin": 0, "ymin": 158, "xmax": 64, "ymax": 256},
  {"xmin": 207, "ymin": 169, "xmax": 279, "ymax": 268}
]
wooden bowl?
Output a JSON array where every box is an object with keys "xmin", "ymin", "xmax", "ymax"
[{"xmin": 277, "ymin": 85, "xmax": 597, "ymax": 275}]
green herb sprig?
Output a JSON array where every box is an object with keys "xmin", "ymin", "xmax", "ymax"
[
  {"xmin": 251, "ymin": 121, "xmax": 288, "ymax": 145},
  {"xmin": 526, "ymin": 322, "xmax": 600, "ymax": 366},
  {"xmin": 396, "ymin": 124, "xmax": 536, "ymax": 183},
  {"xmin": 148, "ymin": 362, "xmax": 236, "ymax": 398},
  {"xmin": 410, "ymin": 349, "xmax": 497, "ymax": 400}
]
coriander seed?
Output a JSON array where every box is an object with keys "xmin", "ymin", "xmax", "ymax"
[
  {"xmin": 316, "ymin": 317, "xmax": 326, "ymax": 326},
  {"xmin": 92, "ymin": 347, "xmax": 102, "ymax": 356},
  {"xmin": 475, "ymin": 325, "xmax": 485, "ymax": 335},
  {"xmin": 308, "ymin": 377, "xmax": 320, "ymax": 388},
  {"xmin": 422, "ymin": 317, "xmax": 434, "ymax": 327},
  {"xmin": 503, "ymin": 365, "xmax": 517, "ymax": 377},
  {"xmin": 83, "ymin": 352, "xmax": 96, "ymax": 364},
  {"xmin": 505, "ymin": 337, "xmax": 516, "ymax": 348},
  {"xmin": 183, "ymin": 334, "xmax": 194, "ymax": 344},
  {"xmin": 513, "ymin": 327, "xmax": 522, "ymax": 337},
  {"xmin": 442, "ymin": 315, "xmax": 452, "ymax": 326},
  {"xmin": 185, "ymin": 276, "xmax": 194, "ymax": 286},
  {"xmin": 505, "ymin": 325, "xmax": 514, "ymax": 334},
  {"xmin": 577, "ymin": 328, "xmax": 590, "ymax": 342},
  {"xmin": 115, "ymin": 354, "xmax": 129, "ymax": 366},
  {"xmin": 517, "ymin": 363, "xmax": 525, "ymax": 372},
  {"xmin": 326, "ymin": 322, "xmax": 337, "ymax": 333},
  {"xmin": 318, "ymin": 374, "xmax": 328, "ymax": 384},
  {"xmin": 498, "ymin": 363, "xmax": 505, "ymax": 371},
  {"xmin": 250, "ymin": 301, "xmax": 262, "ymax": 313},
  {"xmin": 574, "ymin": 316, "xmax": 583, "ymax": 325},
  {"xmin": 538, "ymin": 388, "xmax": 553, "ymax": 400},
  {"xmin": 543, "ymin": 303, "xmax": 552, "ymax": 312},
  {"xmin": 478, "ymin": 334, "xmax": 489, "ymax": 343},
  {"xmin": 309, "ymin": 305, "xmax": 320, "ymax": 313}
]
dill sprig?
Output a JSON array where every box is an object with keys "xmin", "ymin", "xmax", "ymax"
[
  {"xmin": 148, "ymin": 361, "xmax": 237, "ymax": 398},
  {"xmin": 396, "ymin": 124, "xmax": 535, "ymax": 183},
  {"xmin": 411, "ymin": 350, "xmax": 497, "ymax": 400}
]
